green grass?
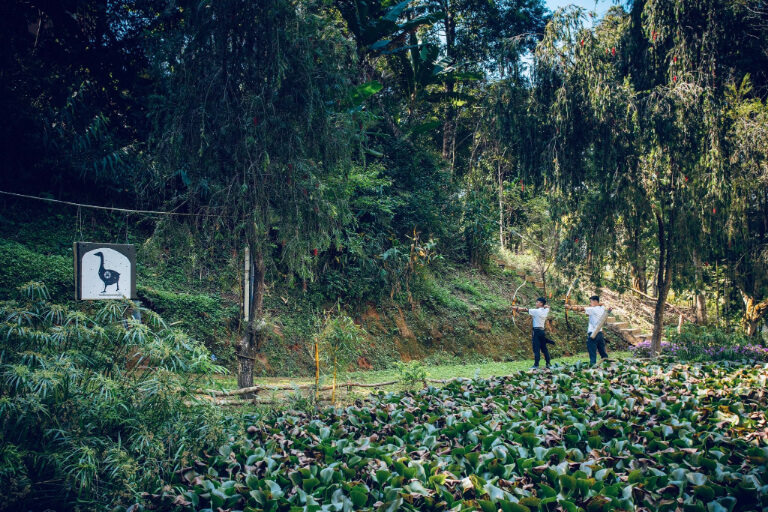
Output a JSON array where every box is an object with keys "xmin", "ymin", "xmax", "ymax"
[
  {"xmin": 213, "ymin": 351, "xmax": 634, "ymax": 392},
  {"xmin": 452, "ymin": 276, "xmax": 485, "ymax": 297},
  {"xmin": 448, "ymin": 274, "xmax": 514, "ymax": 313},
  {"xmin": 419, "ymin": 275, "xmax": 471, "ymax": 313}
]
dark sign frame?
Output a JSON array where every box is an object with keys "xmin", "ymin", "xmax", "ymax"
[{"xmin": 73, "ymin": 242, "xmax": 137, "ymax": 300}]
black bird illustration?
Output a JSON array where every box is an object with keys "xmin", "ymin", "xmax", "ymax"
[{"xmin": 93, "ymin": 252, "xmax": 120, "ymax": 293}]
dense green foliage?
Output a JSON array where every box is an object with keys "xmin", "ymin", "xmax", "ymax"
[
  {"xmin": 0, "ymin": 241, "xmax": 72, "ymax": 299},
  {"xmin": 4, "ymin": 1, "xmax": 768, "ymax": 510},
  {"xmin": 0, "ymin": 283, "xmax": 231, "ymax": 510},
  {"xmin": 150, "ymin": 359, "xmax": 768, "ymax": 512},
  {"xmin": 3, "ymin": 0, "xmax": 767, "ymax": 340}
]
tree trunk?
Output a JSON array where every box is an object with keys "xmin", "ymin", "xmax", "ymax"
[
  {"xmin": 724, "ymin": 273, "xmax": 730, "ymax": 330},
  {"xmin": 651, "ymin": 209, "xmax": 673, "ymax": 356},
  {"xmin": 376, "ymin": 96, "xmax": 403, "ymax": 138},
  {"xmin": 498, "ymin": 156, "xmax": 505, "ymax": 249},
  {"xmin": 692, "ymin": 249, "xmax": 708, "ymax": 325},
  {"xmin": 441, "ymin": 9, "xmax": 455, "ymax": 160},
  {"xmin": 739, "ymin": 288, "xmax": 768, "ymax": 337},
  {"xmin": 238, "ymin": 249, "xmax": 266, "ymax": 389},
  {"xmin": 631, "ymin": 264, "xmax": 647, "ymax": 294},
  {"xmin": 631, "ymin": 225, "xmax": 647, "ymax": 293},
  {"xmin": 442, "ymin": 83, "xmax": 455, "ymax": 160}
]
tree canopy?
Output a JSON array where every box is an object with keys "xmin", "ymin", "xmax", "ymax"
[{"xmin": 1, "ymin": 0, "xmax": 767, "ymax": 359}]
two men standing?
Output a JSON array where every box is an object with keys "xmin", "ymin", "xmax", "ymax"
[{"xmin": 512, "ymin": 294, "xmax": 612, "ymax": 367}]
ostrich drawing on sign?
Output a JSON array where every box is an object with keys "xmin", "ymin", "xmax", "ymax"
[{"xmin": 93, "ymin": 252, "xmax": 120, "ymax": 293}]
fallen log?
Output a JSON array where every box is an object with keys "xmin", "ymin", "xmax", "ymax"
[
  {"xmin": 426, "ymin": 377, "xmax": 473, "ymax": 384},
  {"xmin": 206, "ymin": 380, "xmax": 399, "ymax": 396}
]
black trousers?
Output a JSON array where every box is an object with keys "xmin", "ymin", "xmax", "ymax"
[
  {"xmin": 587, "ymin": 331, "xmax": 608, "ymax": 364},
  {"xmin": 532, "ymin": 328, "xmax": 551, "ymax": 367}
]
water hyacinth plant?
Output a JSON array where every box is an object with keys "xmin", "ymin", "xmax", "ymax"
[{"xmin": 151, "ymin": 359, "xmax": 768, "ymax": 512}]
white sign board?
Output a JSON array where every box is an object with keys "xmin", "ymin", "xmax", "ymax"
[{"xmin": 74, "ymin": 243, "xmax": 137, "ymax": 300}]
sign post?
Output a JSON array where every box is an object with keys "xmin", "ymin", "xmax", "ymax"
[{"xmin": 73, "ymin": 243, "xmax": 137, "ymax": 300}]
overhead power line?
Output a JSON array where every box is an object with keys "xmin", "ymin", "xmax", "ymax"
[{"xmin": 0, "ymin": 190, "xmax": 228, "ymax": 218}]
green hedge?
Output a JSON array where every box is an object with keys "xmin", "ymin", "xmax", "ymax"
[
  {"xmin": 138, "ymin": 285, "xmax": 237, "ymax": 363},
  {"xmin": 0, "ymin": 240, "xmax": 73, "ymax": 300}
]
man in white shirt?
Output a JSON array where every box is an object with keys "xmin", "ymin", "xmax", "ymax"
[
  {"xmin": 511, "ymin": 297, "xmax": 553, "ymax": 369},
  {"xmin": 566, "ymin": 295, "xmax": 611, "ymax": 365}
]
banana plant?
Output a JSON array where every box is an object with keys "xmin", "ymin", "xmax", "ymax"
[
  {"xmin": 335, "ymin": 0, "xmax": 445, "ymax": 54},
  {"xmin": 394, "ymin": 37, "xmax": 481, "ymax": 120}
]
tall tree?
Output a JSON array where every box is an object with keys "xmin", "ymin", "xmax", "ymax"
[
  {"xmin": 147, "ymin": 0, "xmax": 359, "ymax": 387},
  {"xmin": 724, "ymin": 77, "xmax": 768, "ymax": 336},
  {"xmin": 419, "ymin": 0, "xmax": 547, "ymax": 160},
  {"xmin": 534, "ymin": 5, "xmax": 698, "ymax": 354},
  {"xmin": 640, "ymin": 0, "xmax": 768, "ymax": 338},
  {"xmin": 534, "ymin": 0, "xmax": 768, "ymax": 351}
]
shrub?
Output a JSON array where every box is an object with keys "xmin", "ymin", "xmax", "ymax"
[
  {"xmin": 314, "ymin": 311, "xmax": 368, "ymax": 398},
  {"xmin": 0, "ymin": 241, "xmax": 73, "ymax": 300},
  {"xmin": 394, "ymin": 360, "xmax": 428, "ymax": 390},
  {"xmin": 138, "ymin": 285, "xmax": 234, "ymax": 365},
  {"xmin": 0, "ymin": 282, "xmax": 231, "ymax": 511}
]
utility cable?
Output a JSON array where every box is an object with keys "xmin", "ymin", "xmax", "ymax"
[{"xmin": 0, "ymin": 190, "xmax": 230, "ymax": 218}]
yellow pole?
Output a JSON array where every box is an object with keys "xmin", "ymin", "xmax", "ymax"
[{"xmin": 314, "ymin": 342, "xmax": 320, "ymax": 402}]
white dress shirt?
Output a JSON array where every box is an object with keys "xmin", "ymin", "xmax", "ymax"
[
  {"xmin": 528, "ymin": 307, "xmax": 549, "ymax": 328},
  {"xmin": 584, "ymin": 305, "xmax": 605, "ymax": 333}
]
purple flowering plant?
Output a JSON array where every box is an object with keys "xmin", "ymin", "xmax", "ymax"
[{"xmin": 629, "ymin": 324, "xmax": 768, "ymax": 362}]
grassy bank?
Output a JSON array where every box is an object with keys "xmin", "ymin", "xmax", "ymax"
[
  {"xmin": 0, "ymin": 205, "xmax": 616, "ymax": 379},
  {"xmin": 212, "ymin": 351, "xmax": 635, "ymax": 393}
]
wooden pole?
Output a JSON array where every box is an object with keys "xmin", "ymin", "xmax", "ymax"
[{"xmin": 243, "ymin": 246, "xmax": 250, "ymax": 322}]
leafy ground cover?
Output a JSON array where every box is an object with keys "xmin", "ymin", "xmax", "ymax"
[{"xmin": 150, "ymin": 359, "xmax": 768, "ymax": 512}]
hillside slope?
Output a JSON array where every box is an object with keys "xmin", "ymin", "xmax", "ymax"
[{"xmin": 0, "ymin": 204, "xmax": 630, "ymax": 377}]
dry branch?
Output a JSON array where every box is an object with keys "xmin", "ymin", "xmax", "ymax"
[{"xmin": 205, "ymin": 380, "xmax": 398, "ymax": 396}]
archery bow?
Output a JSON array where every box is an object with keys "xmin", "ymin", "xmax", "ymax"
[
  {"xmin": 564, "ymin": 277, "xmax": 579, "ymax": 329},
  {"xmin": 511, "ymin": 279, "xmax": 528, "ymax": 333}
]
